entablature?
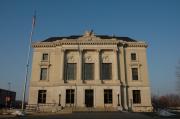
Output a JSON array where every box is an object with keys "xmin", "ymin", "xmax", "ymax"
[{"xmin": 32, "ymin": 40, "xmax": 147, "ymax": 48}]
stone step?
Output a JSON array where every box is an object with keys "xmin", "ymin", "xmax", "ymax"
[
  {"xmin": 60, "ymin": 107, "xmax": 118, "ymax": 112},
  {"xmin": 25, "ymin": 105, "xmax": 119, "ymax": 112}
]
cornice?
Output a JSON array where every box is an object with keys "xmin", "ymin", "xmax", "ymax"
[
  {"xmin": 126, "ymin": 42, "xmax": 148, "ymax": 48},
  {"xmin": 32, "ymin": 40, "xmax": 120, "ymax": 48},
  {"xmin": 32, "ymin": 42, "xmax": 56, "ymax": 48},
  {"xmin": 32, "ymin": 38, "xmax": 147, "ymax": 48}
]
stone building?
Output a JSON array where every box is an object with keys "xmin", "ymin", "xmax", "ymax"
[{"xmin": 28, "ymin": 31, "xmax": 152, "ymax": 112}]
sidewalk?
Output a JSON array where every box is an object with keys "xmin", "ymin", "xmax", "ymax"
[
  {"xmin": 0, "ymin": 110, "xmax": 72, "ymax": 118},
  {"xmin": 0, "ymin": 114, "xmax": 16, "ymax": 119}
]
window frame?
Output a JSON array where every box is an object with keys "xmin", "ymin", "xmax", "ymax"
[
  {"xmin": 66, "ymin": 89, "xmax": 75, "ymax": 104},
  {"xmin": 84, "ymin": 63, "xmax": 94, "ymax": 80},
  {"xmin": 101, "ymin": 63, "xmax": 112, "ymax": 80},
  {"xmin": 38, "ymin": 90, "xmax": 46, "ymax": 104},
  {"xmin": 66, "ymin": 63, "xmax": 77, "ymax": 80},
  {"xmin": 40, "ymin": 68, "xmax": 48, "ymax": 80},
  {"xmin": 132, "ymin": 68, "xmax": 138, "ymax": 80},
  {"xmin": 132, "ymin": 90, "xmax": 141, "ymax": 104},
  {"xmin": 131, "ymin": 53, "xmax": 136, "ymax": 61},
  {"xmin": 42, "ymin": 53, "xmax": 48, "ymax": 61},
  {"xmin": 104, "ymin": 89, "xmax": 113, "ymax": 104}
]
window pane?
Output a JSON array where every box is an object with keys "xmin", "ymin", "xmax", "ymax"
[
  {"xmin": 133, "ymin": 90, "xmax": 141, "ymax": 104},
  {"xmin": 42, "ymin": 53, "xmax": 48, "ymax": 61},
  {"xmin": 38, "ymin": 90, "xmax": 46, "ymax": 103},
  {"xmin": 66, "ymin": 90, "xmax": 70, "ymax": 103},
  {"xmin": 40, "ymin": 68, "xmax": 47, "ymax": 80},
  {"xmin": 132, "ymin": 68, "xmax": 138, "ymax": 80},
  {"xmin": 131, "ymin": 53, "xmax": 136, "ymax": 60},
  {"xmin": 104, "ymin": 89, "xmax": 112, "ymax": 104},
  {"xmin": 84, "ymin": 63, "xmax": 94, "ymax": 80},
  {"xmin": 66, "ymin": 89, "xmax": 75, "ymax": 104},
  {"xmin": 102, "ymin": 63, "xmax": 112, "ymax": 80},
  {"xmin": 67, "ymin": 63, "xmax": 76, "ymax": 80}
]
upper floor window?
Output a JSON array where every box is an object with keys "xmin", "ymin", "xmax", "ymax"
[
  {"xmin": 102, "ymin": 63, "xmax": 112, "ymax": 80},
  {"xmin": 42, "ymin": 53, "xmax": 48, "ymax": 61},
  {"xmin": 84, "ymin": 63, "xmax": 94, "ymax": 80},
  {"xmin": 132, "ymin": 68, "xmax": 138, "ymax": 80},
  {"xmin": 40, "ymin": 68, "xmax": 47, "ymax": 80},
  {"xmin": 66, "ymin": 63, "xmax": 76, "ymax": 80},
  {"xmin": 104, "ymin": 89, "xmax": 112, "ymax": 104},
  {"xmin": 133, "ymin": 90, "xmax": 141, "ymax": 104},
  {"xmin": 38, "ymin": 90, "xmax": 46, "ymax": 104},
  {"xmin": 131, "ymin": 53, "xmax": 136, "ymax": 61}
]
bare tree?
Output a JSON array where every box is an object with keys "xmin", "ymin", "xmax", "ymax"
[
  {"xmin": 152, "ymin": 94, "xmax": 180, "ymax": 110},
  {"xmin": 176, "ymin": 60, "xmax": 180, "ymax": 94}
]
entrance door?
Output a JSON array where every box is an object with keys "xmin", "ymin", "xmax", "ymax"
[{"xmin": 85, "ymin": 89, "xmax": 93, "ymax": 107}]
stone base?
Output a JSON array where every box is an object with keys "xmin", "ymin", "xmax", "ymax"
[
  {"xmin": 132, "ymin": 106, "xmax": 153, "ymax": 112},
  {"xmin": 117, "ymin": 106, "xmax": 123, "ymax": 111}
]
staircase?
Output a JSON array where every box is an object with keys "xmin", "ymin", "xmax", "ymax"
[
  {"xmin": 26, "ymin": 104, "xmax": 63, "ymax": 113},
  {"xmin": 60, "ymin": 107, "xmax": 118, "ymax": 113},
  {"xmin": 26, "ymin": 104, "xmax": 119, "ymax": 113},
  {"xmin": 26, "ymin": 104, "xmax": 38, "ymax": 112}
]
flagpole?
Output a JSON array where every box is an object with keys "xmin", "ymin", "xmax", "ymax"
[{"xmin": 21, "ymin": 13, "xmax": 36, "ymax": 111}]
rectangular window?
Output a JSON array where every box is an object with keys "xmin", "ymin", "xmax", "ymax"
[
  {"xmin": 42, "ymin": 53, "xmax": 48, "ymax": 61},
  {"xmin": 102, "ymin": 63, "xmax": 112, "ymax": 80},
  {"xmin": 104, "ymin": 89, "xmax": 112, "ymax": 104},
  {"xmin": 132, "ymin": 68, "xmax": 138, "ymax": 80},
  {"xmin": 38, "ymin": 90, "xmax": 46, "ymax": 104},
  {"xmin": 133, "ymin": 90, "xmax": 141, "ymax": 104},
  {"xmin": 84, "ymin": 63, "xmax": 94, "ymax": 80},
  {"xmin": 66, "ymin": 89, "xmax": 74, "ymax": 104},
  {"xmin": 40, "ymin": 68, "xmax": 47, "ymax": 80},
  {"xmin": 66, "ymin": 63, "xmax": 76, "ymax": 80},
  {"xmin": 131, "ymin": 53, "xmax": 136, "ymax": 61}
]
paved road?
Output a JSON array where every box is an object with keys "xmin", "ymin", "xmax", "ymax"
[{"xmin": 0, "ymin": 112, "xmax": 179, "ymax": 119}]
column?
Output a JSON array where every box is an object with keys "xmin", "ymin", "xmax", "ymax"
[
  {"xmin": 60, "ymin": 49, "xmax": 65, "ymax": 82},
  {"xmin": 77, "ymin": 49, "xmax": 83, "ymax": 83},
  {"xmin": 119, "ymin": 89, "xmax": 122, "ymax": 107},
  {"xmin": 113, "ymin": 49, "xmax": 119, "ymax": 81},
  {"xmin": 95, "ymin": 49, "xmax": 101, "ymax": 83},
  {"xmin": 119, "ymin": 47, "xmax": 125, "ymax": 83},
  {"xmin": 123, "ymin": 85, "xmax": 128, "ymax": 110}
]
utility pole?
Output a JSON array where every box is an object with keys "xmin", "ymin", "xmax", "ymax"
[{"xmin": 21, "ymin": 12, "xmax": 36, "ymax": 111}]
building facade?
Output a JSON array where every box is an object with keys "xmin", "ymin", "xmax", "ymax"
[{"xmin": 28, "ymin": 31, "xmax": 152, "ymax": 112}]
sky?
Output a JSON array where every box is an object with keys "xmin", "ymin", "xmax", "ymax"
[{"xmin": 0, "ymin": 0, "xmax": 180, "ymax": 100}]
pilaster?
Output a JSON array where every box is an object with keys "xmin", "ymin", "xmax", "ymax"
[
  {"xmin": 119, "ymin": 47, "xmax": 125, "ymax": 84},
  {"xmin": 95, "ymin": 49, "xmax": 101, "ymax": 83},
  {"xmin": 113, "ymin": 49, "xmax": 119, "ymax": 82},
  {"xmin": 77, "ymin": 49, "xmax": 83, "ymax": 84},
  {"xmin": 60, "ymin": 48, "xmax": 65, "ymax": 82}
]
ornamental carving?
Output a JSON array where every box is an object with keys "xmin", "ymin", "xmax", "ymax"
[
  {"xmin": 39, "ymin": 62, "xmax": 51, "ymax": 67},
  {"xmin": 84, "ymin": 55, "xmax": 94, "ymax": 63},
  {"xmin": 67, "ymin": 55, "xmax": 74, "ymax": 62},
  {"xmin": 84, "ymin": 30, "xmax": 94, "ymax": 37},
  {"xmin": 102, "ymin": 55, "xmax": 111, "ymax": 62}
]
